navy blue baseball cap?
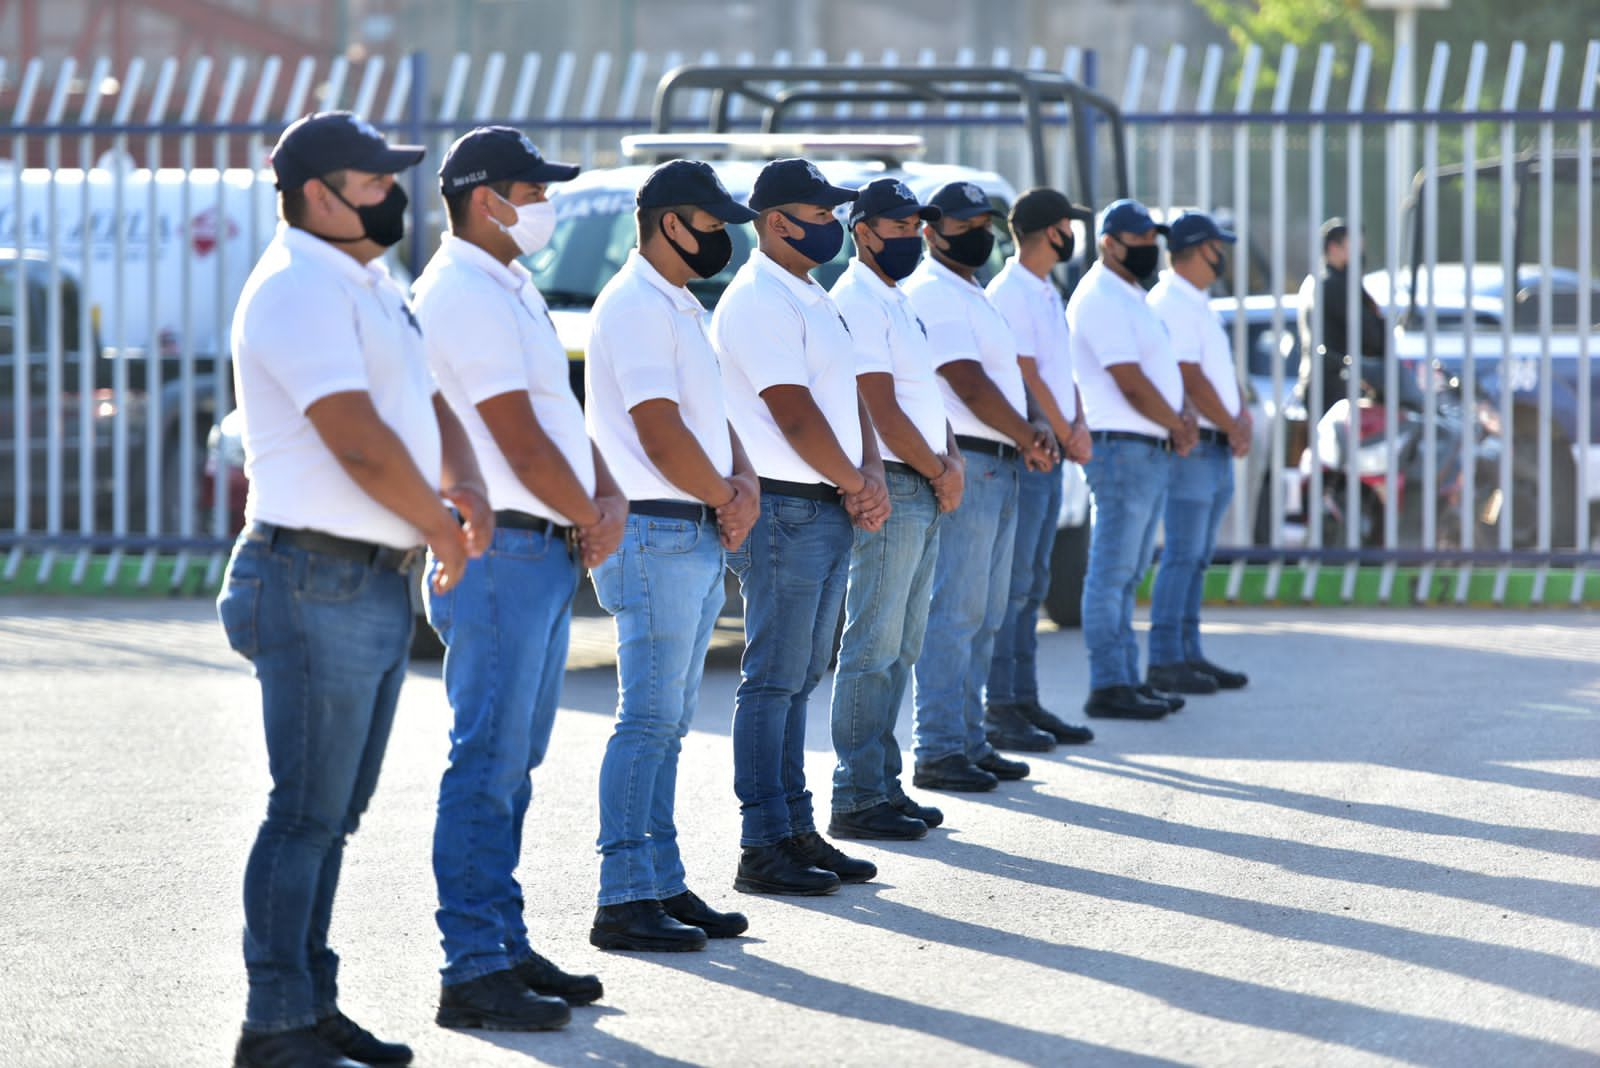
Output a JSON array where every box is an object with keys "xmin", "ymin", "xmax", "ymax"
[
  {"xmin": 1167, "ymin": 210, "xmax": 1236, "ymax": 253},
  {"xmin": 847, "ymin": 178, "xmax": 941, "ymax": 229},
  {"xmin": 636, "ymin": 159, "xmax": 758, "ymax": 223},
  {"xmin": 928, "ymin": 181, "xmax": 1002, "ymax": 221},
  {"xmin": 439, "ymin": 126, "xmax": 579, "ymax": 195},
  {"xmin": 747, "ymin": 158, "xmax": 858, "ymax": 213},
  {"xmin": 270, "ymin": 111, "xmax": 424, "ymax": 191},
  {"xmin": 1099, "ymin": 197, "xmax": 1168, "ymax": 237}
]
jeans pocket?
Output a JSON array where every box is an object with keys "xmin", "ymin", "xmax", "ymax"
[
  {"xmin": 886, "ymin": 469, "xmax": 923, "ymax": 501},
  {"xmin": 640, "ymin": 519, "xmax": 702, "ymax": 556},
  {"xmin": 591, "ymin": 555, "xmax": 623, "ymax": 615},
  {"xmin": 294, "ymin": 552, "xmax": 372, "ymax": 603},
  {"xmin": 772, "ymin": 497, "xmax": 820, "ymax": 526},
  {"xmin": 217, "ymin": 575, "xmax": 262, "ymax": 660}
]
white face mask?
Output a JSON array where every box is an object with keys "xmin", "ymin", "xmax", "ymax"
[{"xmin": 490, "ymin": 192, "xmax": 556, "ymax": 255}]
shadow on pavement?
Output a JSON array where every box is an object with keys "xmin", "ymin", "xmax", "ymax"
[{"xmin": 442, "ymin": 1006, "xmax": 701, "ymax": 1068}]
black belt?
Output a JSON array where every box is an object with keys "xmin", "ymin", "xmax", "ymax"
[
  {"xmin": 630, "ymin": 499, "xmax": 716, "ymax": 523},
  {"xmin": 253, "ymin": 522, "xmax": 421, "ymax": 571},
  {"xmin": 883, "ymin": 460, "xmax": 933, "ymax": 483},
  {"xmin": 1196, "ymin": 427, "xmax": 1230, "ymax": 446},
  {"xmin": 955, "ymin": 435, "xmax": 1018, "ymax": 461},
  {"xmin": 758, "ymin": 477, "xmax": 840, "ymax": 503},
  {"xmin": 493, "ymin": 509, "xmax": 572, "ymax": 537},
  {"xmin": 1090, "ymin": 430, "xmax": 1172, "ymax": 452}
]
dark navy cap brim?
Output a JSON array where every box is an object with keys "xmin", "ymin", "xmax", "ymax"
[
  {"xmin": 795, "ymin": 184, "xmax": 860, "ymax": 209},
  {"xmin": 512, "ymin": 159, "xmax": 581, "ymax": 184},
  {"xmin": 878, "ymin": 203, "xmax": 942, "ymax": 222},
  {"xmin": 942, "ymin": 203, "xmax": 1002, "ymax": 221},
  {"xmin": 702, "ymin": 199, "xmax": 760, "ymax": 223},
  {"xmin": 358, "ymin": 144, "xmax": 425, "ymax": 174}
]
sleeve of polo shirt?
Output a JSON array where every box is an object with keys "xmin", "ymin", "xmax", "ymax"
[
  {"xmin": 597, "ymin": 294, "xmax": 682, "ymax": 409},
  {"xmin": 988, "ymin": 284, "xmax": 1037, "ymax": 358},
  {"xmin": 915, "ymin": 299, "xmax": 982, "ymax": 371},
  {"xmin": 719, "ymin": 289, "xmax": 810, "ymax": 394},
  {"xmin": 249, "ymin": 274, "xmax": 369, "ymax": 413},
  {"xmin": 839, "ymin": 298, "xmax": 893, "ymax": 377},
  {"xmin": 1077, "ymin": 300, "xmax": 1141, "ymax": 369},
  {"xmin": 1154, "ymin": 297, "xmax": 1204, "ymax": 365},
  {"xmin": 415, "ymin": 284, "xmax": 527, "ymax": 406}
]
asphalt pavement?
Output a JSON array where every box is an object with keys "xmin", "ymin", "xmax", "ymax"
[{"xmin": 1, "ymin": 597, "xmax": 1597, "ymax": 1067}]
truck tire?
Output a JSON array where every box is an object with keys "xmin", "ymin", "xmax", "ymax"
[{"xmin": 1044, "ymin": 521, "xmax": 1089, "ymax": 628}]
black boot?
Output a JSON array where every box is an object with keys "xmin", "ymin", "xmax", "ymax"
[
  {"xmin": 974, "ymin": 751, "xmax": 1029, "ymax": 781},
  {"xmin": 891, "ymin": 794, "xmax": 944, "ymax": 828},
  {"xmin": 1084, "ymin": 685, "xmax": 1170, "ymax": 720},
  {"xmin": 436, "ymin": 969, "xmax": 571, "ymax": 1031},
  {"xmin": 590, "ymin": 899, "xmax": 708, "ymax": 952},
  {"xmin": 660, "ymin": 889, "xmax": 748, "ymax": 939},
  {"xmin": 981, "ymin": 703, "xmax": 1057, "ymax": 752},
  {"xmin": 1015, "ymin": 701, "xmax": 1095, "ymax": 744},
  {"xmin": 912, "ymin": 754, "xmax": 999, "ymax": 792},
  {"xmin": 789, "ymin": 831, "xmax": 877, "ymax": 883},
  {"xmin": 828, "ymin": 801, "xmax": 928, "ymax": 841},
  {"xmin": 313, "ymin": 1012, "xmax": 412, "ymax": 1065},
  {"xmin": 733, "ymin": 841, "xmax": 842, "ymax": 896},
  {"xmin": 234, "ymin": 1027, "xmax": 366, "ymax": 1068},
  {"xmin": 1138, "ymin": 684, "xmax": 1186, "ymax": 712},
  {"xmin": 1190, "ymin": 657, "xmax": 1248, "ymax": 689},
  {"xmin": 512, "ymin": 950, "xmax": 604, "ymax": 1006},
  {"xmin": 1147, "ymin": 662, "xmax": 1218, "ymax": 695}
]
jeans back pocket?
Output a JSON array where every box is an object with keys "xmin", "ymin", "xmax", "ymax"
[{"xmin": 216, "ymin": 575, "xmax": 262, "ymax": 661}]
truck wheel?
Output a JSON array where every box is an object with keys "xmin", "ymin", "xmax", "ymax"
[
  {"xmin": 1044, "ymin": 521, "xmax": 1089, "ymax": 628},
  {"xmin": 1510, "ymin": 427, "xmax": 1576, "ymax": 549}
]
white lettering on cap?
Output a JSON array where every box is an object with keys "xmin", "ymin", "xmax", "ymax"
[
  {"xmin": 963, "ymin": 183, "xmax": 986, "ymax": 205},
  {"xmin": 452, "ymin": 169, "xmax": 488, "ymax": 189}
]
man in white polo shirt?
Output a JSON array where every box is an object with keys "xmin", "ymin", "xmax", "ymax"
[
  {"xmin": 983, "ymin": 187, "xmax": 1098, "ymax": 753},
  {"xmin": 1148, "ymin": 210, "xmax": 1252, "ymax": 695},
  {"xmin": 826, "ymin": 178, "xmax": 962, "ymax": 843},
  {"xmin": 712, "ymin": 157, "xmax": 887, "ymax": 896},
  {"xmin": 1068, "ymin": 197, "xmax": 1197, "ymax": 723},
  {"xmin": 584, "ymin": 159, "xmax": 760, "ymax": 952},
  {"xmin": 904, "ymin": 180, "xmax": 1057, "ymax": 794},
  {"xmin": 219, "ymin": 111, "xmax": 491, "ymax": 1068},
  {"xmin": 412, "ymin": 127, "xmax": 625, "ymax": 1032}
]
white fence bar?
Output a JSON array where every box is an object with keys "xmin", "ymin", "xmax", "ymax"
[
  {"xmin": 1493, "ymin": 43, "xmax": 1527, "ymax": 603},
  {"xmin": 1342, "ymin": 44, "xmax": 1373, "ymax": 602},
  {"xmin": 1575, "ymin": 43, "xmax": 1598, "ymax": 602},
  {"xmin": 1454, "ymin": 44, "xmax": 1487, "ymax": 603}
]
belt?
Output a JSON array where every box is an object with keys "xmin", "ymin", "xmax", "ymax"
[
  {"xmin": 758, "ymin": 477, "xmax": 840, "ymax": 503},
  {"xmin": 955, "ymin": 435, "xmax": 1018, "ymax": 461},
  {"xmin": 492, "ymin": 509, "xmax": 572, "ymax": 537},
  {"xmin": 1196, "ymin": 427, "xmax": 1230, "ymax": 446},
  {"xmin": 883, "ymin": 460, "xmax": 933, "ymax": 483},
  {"xmin": 630, "ymin": 498, "xmax": 717, "ymax": 523},
  {"xmin": 253, "ymin": 522, "xmax": 421, "ymax": 571},
  {"xmin": 1090, "ymin": 430, "xmax": 1172, "ymax": 452}
]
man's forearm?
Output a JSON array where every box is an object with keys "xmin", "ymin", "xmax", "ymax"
[
  {"xmin": 1178, "ymin": 365, "xmax": 1237, "ymax": 429},
  {"xmin": 1019, "ymin": 358, "xmax": 1074, "ymax": 442},
  {"xmin": 434, "ymin": 394, "xmax": 486, "ymax": 495},
  {"xmin": 940, "ymin": 363, "xmax": 1035, "ymax": 446}
]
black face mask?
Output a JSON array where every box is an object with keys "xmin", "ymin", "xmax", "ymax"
[
  {"xmin": 869, "ymin": 232, "xmax": 924, "ymax": 282},
  {"xmin": 937, "ymin": 225, "xmax": 995, "ymax": 269},
  {"xmin": 324, "ymin": 182, "xmax": 409, "ymax": 248},
  {"xmin": 1204, "ymin": 248, "xmax": 1228, "ymax": 283},
  {"xmin": 665, "ymin": 216, "xmax": 733, "ymax": 279},
  {"xmin": 1116, "ymin": 238, "xmax": 1161, "ymax": 282},
  {"xmin": 1049, "ymin": 229, "xmax": 1075, "ymax": 263}
]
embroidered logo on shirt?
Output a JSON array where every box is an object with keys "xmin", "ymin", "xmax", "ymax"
[
  {"xmin": 398, "ymin": 300, "xmax": 422, "ymax": 336},
  {"xmin": 914, "ymin": 315, "xmax": 928, "ymax": 338}
]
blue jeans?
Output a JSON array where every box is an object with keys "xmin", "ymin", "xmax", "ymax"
[
  {"xmin": 725, "ymin": 493, "xmax": 854, "ymax": 847},
  {"xmin": 1149, "ymin": 439, "xmax": 1235, "ymax": 666},
  {"xmin": 591, "ymin": 514, "xmax": 725, "ymax": 906},
  {"xmin": 912, "ymin": 450, "xmax": 1020, "ymax": 765},
  {"xmin": 1081, "ymin": 438, "xmax": 1172, "ymax": 690},
  {"xmin": 987, "ymin": 463, "xmax": 1064, "ymax": 707},
  {"xmin": 217, "ymin": 527, "xmax": 415, "ymax": 1033},
  {"xmin": 426, "ymin": 526, "xmax": 577, "ymax": 986},
  {"xmin": 828, "ymin": 467, "xmax": 942, "ymax": 814}
]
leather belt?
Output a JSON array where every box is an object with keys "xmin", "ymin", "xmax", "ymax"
[
  {"xmin": 630, "ymin": 499, "xmax": 717, "ymax": 523},
  {"xmin": 882, "ymin": 460, "xmax": 933, "ymax": 483},
  {"xmin": 492, "ymin": 509, "xmax": 572, "ymax": 538},
  {"xmin": 253, "ymin": 522, "xmax": 421, "ymax": 572},
  {"xmin": 954, "ymin": 435, "xmax": 1018, "ymax": 461},
  {"xmin": 758, "ymin": 477, "xmax": 839, "ymax": 503},
  {"xmin": 1196, "ymin": 427, "xmax": 1230, "ymax": 446},
  {"xmin": 1090, "ymin": 430, "xmax": 1172, "ymax": 452}
]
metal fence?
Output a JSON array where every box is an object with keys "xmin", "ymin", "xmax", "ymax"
[{"xmin": 1, "ymin": 41, "xmax": 1595, "ymax": 602}]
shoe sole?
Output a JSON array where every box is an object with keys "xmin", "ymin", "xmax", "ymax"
[
  {"xmin": 911, "ymin": 777, "xmax": 998, "ymax": 792},
  {"xmin": 1084, "ymin": 709, "xmax": 1169, "ymax": 720},
  {"xmin": 983, "ymin": 770, "xmax": 1029, "ymax": 781},
  {"xmin": 533, "ymin": 988, "xmax": 603, "ymax": 1007},
  {"xmin": 827, "ymin": 822, "xmax": 928, "ymax": 842},
  {"xmin": 830, "ymin": 869, "xmax": 877, "ymax": 884},
  {"xmin": 588, "ymin": 930, "xmax": 707, "ymax": 952},
  {"xmin": 732, "ymin": 875, "xmax": 841, "ymax": 896},
  {"xmin": 435, "ymin": 1007, "xmax": 571, "ymax": 1031},
  {"xmin": 984, "ymin": 735, "xmax": 1056, "ymax": 753}
]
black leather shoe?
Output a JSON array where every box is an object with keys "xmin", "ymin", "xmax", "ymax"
[
  {"xmin": 891, "ymin": 794, "xmax": 944, "ymax": 828},
  {"xmin": 660, "ymin": 889, "xmax": 748, "ymax": 939},
  {"xmin": 235, "ymin": 1027, "xmax": 366, "ymax": 1068},
  {"xmin": 1190, "ymin": 657, "xmax": 1248, "ymax": 689},
  {"xmin": 314, "ymin": 1012, "xmax": 412, "ymax": 1065},
  {"xmin": 975, "ymin": 752, "xmax": 1029, "ymax": 780},
  {"xmin": 981, "ymin": 704, "xmax": 1057, "ymax": 752},
  {"xmin": 590, "ymin": 899, "xmax": 708, "ymax": 952},
  {"xmin": 1015, "ymin": 701, "xmax": 1095, "ymax": 744},
  {"xmin": 1139, "ymin": 684, "xmax": 1186, "ymax": 712},
  {"xmin": 912, "ymin": 754, "xmax": 999, "ymax": 792},
  {"xmin": 789, "ymin": 831, "xmax": 877, "ymax": 882},
  {"xmin": 828, "ymin": 801, "xmax": 928, "ymax": 841},
  {"xmin": 1084, "ymin": 686, "xmax": 1170, "ymax": 720},
  {"xmin": 436, "ymin": 969, "xmax": 571, "ymax": 1031},
  {"xmin": 512, "ymin": 950, "xmax": 603, "ymax": 1006},
  {"xmin": 1147, "ymin": 663, "xmax": 1219, "ymax": 695},
  {"xmin": 734, "ymin": 842, "xmax": 841, "ymax": 896}
]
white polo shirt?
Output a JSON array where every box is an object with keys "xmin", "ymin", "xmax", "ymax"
[
  {"xmin": 903, "ymin": 257, "xmax": 1028, "ymax": 446},
  {"xmin": 829, "ymin": 258, "xmax": 947, "ymax": 465},
  {"xmin": 1066, "ymin": 261, "xmax": 1184, "ymax": 438},
  {"xmin": 1149, "ymin": 270, "xmax": 1241, "ymax": 430},
  {"xmin": 710, "ymin": 249, "xmax": 863, "ymax": 485},
  {"xmin": 412, "ymin": 234, "xmax": 594, "ymax": 526},
  {"xmin": 230, "ymin": 223, "xmax": 441, "ymax": 550},
  {"xmin": 986, "ymin": 257, "xmax": 1078, "ymax": 424},
  {"xmin": 586, "ymin": 250, "xmax": 733, "ymax": 501}
]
